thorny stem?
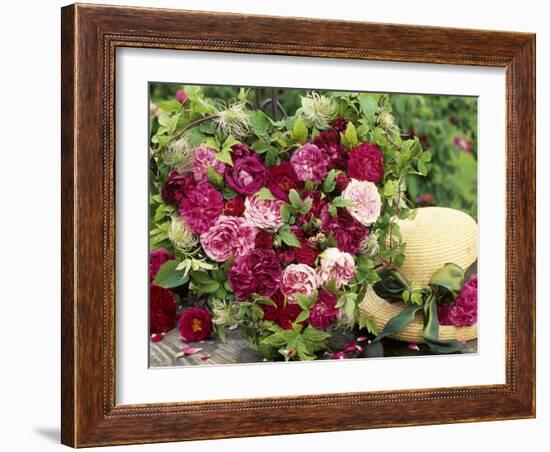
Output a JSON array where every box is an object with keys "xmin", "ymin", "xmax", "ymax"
[{"xmin": 168, "ymin": 114, "xmax": 219, "ymax": 144}]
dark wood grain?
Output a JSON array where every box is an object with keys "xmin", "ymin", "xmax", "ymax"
[{"xmin": 61, "ymin": 3, "xmax": 536, "ymax": 447}]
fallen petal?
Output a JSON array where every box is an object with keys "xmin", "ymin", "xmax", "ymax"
[
  {"xmin": 181, "ymin": 347, "xmax": 203, "ymax": 355},
  {"xmin": 151, "ymin": 333, "xmax": 165, "ymax": 343},
  {"xmin": 330, "ymin": 352, "xmax": 345, "ymax": 360},
  {"xmin": 200, "ymin": 355, "xmax": 211, "ymax": 361},
  {"xmin": 357, "ymin": 336, "xmax": 368, "ymax": 342},
  {"xmin": 408, "ymin": 343, "xmax": 420, "ymax": 351}
]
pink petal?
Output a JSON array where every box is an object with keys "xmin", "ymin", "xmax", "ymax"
[
  {"xmin": 181, "ymin": 347, "xmax": 203, "ymax": 355},
  {"xmin": 330, "ymin": 352, "xmax": 345, "ymax": 360},
  {"xmin": 151, "ymin": 333, "xmax": 165, "ymax": 343},
  {"xmin": 408, "ymin": 343, "xmax": 420, "ymax": 351},
  {"xmin": 200, "ymin": 355, "xmax": 211, "ymax": 361},
  {"xmin": 357, "ymin": 336, "xmax": 368, "ymax": 342}
]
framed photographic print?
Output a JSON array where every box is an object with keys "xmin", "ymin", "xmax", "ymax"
[{"xmin": 61, "ymin": 3, "xmax": 536, "ymax": 447}]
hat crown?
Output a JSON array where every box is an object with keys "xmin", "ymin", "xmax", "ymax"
[{"xmin": 396, "ymin": 207, "xmax": 477, "ymax": 285}]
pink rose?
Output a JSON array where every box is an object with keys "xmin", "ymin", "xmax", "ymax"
[
  {"xmin": 244, "ymin": 196, "xmax": 284, "ymax": 230},
  {"xmin": 200, "ymin": 216, "xmax": 258, "ymax": 262},
  {"xmin": 317, "ymin": 247, "xmax": 356, "ymax": 288},
  {"xmin": 290, "ymin": 143, "xmax": 329, "ymax": 183},
  {"xmin": 341, "ymin": 179, "xmax": 381, "ymax": 226},
  {"xmin": 192, "ymin": 146, "xmax": 226, "ymax": 183},
  {"xmin": 281, "ymin": 264, "xmax": 318, "ymax": 303}
]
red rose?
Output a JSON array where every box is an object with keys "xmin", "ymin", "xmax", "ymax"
[
  {"xmin": 223, "ymin": 195, "xmax": 245, "ymax": 216},
  {"xmin": 150, "ymin": 285, "xmax": 177, "ymax": 334},
  {"xmin": 332, "ymin": 118, "xmax": 348, "ymax": 134},
  {"xmin": 161, "ymin": 171, "xmax": 196, "ymax": 205},
  {"xmin": 261, "ymin": 291, "xmax": 303, "ymax": 330},
  {"xmin": 267, "ymin": 162, "xmax": 302, "ymax": 201},
  {"xmin": 225, "ymin": 155, "xmax": 267, "ymax": 195},
  {"xmin": 335, "ymin": 173, "xmax": 349, "ymax": 192},
  {"xmin": 178, "ymin": 306, "xmax": 213, "ymax": 341},
  {"xmin": 309, "ymin": 290, "xmax": 339, "ymax": 330},
  {"xmin": 313, "ymin": 130, "xmax": 346, "ymax": 170},
  {"xmin": 295, "ymin": 244, "xmax": 319, "ymax": 266},
  {"xmin": 228, "ymin": 249, "xmax": 282, "ymax": 300},
  {"xmin": 321, "ymin": 205, "xmax": 368, "ymax": 254},
  {"xmin": 347, "ymin": 143, "xmax": 384, "ymax": 184},
  {"xmin": 255, "ymin": 230, "xmax": 274, "ymax": 249}
]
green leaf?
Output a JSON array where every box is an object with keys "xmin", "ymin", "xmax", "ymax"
[
  {"xmin": 288, "ymin": 189, "xmax": 301, "ymax": 209},
  {"xmin": 290, "ymin": 117, "xmax": 308, "ymax": 143},
  {"xmin": 332, "ymin": 196, "xmax": 353, "ymax": 208},
  {"xmin": 248, "ymin": 110, "xmax": 272, "ymax": 138},
  {"xmin": 221, "ymin": 187, "xmax": 238, "ymax": 200},
  {"xmin": 215, "ymin": 147, "xmax": 233, "ymax": 166},
  {"xmin": 190, "ymin": 271, "xmax": 216, "ymax": 285},
  {"xmin": 382, "ymin": 180, "xmax": 396, "ymax": 197},
  {"xmin": 278, "ymin": 225, "xmax": 301, "ymax": 247},
  {"xmin": 298, "ymin": 198, "xmax": 313, "ymax": 215},
  {"xmin": 153, "ymin": 260, "xmax": 188, "ymax": 289},
  {"xmin": 302, "ymin": 326, "xmax": 331, "ymax": 343},
  {"xmin": 294, "ymin": 294, "xmax": 313, "ymax": 311},
  {"xmin": 207, "ymin": 166, "xmax": 224, "ymax": 187},
  {"xmin": 341, "ymin": 122, "xmax": 358, "ymax": 150},
  {"xmin": 265, "ymin": 146, "xmax": 279, "ymax": 167},
  {"xmin": 358, "ymin": 95, "xmax": 379, "ymax": 124},
  {"xmin": 157, "ymin": 100, "xmax": 183, "ymax": 114},
  {"xmin": 416, "ymin": 159, "xmax": 428, "ymax": 176},
  {"xmin": 255, "ymin": 187, "xmax": 276, "ymax": 201},
  {"xmin": 424, "ymin": 337, "xmax": 470, "ymax": 354},
  {"xmin": 280, "ymin": 203, "xmax": 293, "ymax": 222},
  {"xmin": 321, "ymin": 169, "xmax": 336, "ymax": 193},
  {"xmin": 295, "ymin": 310, "xmax": 309, "ymax": 323}
]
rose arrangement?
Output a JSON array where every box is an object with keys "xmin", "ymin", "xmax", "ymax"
[{"xmin": 149, "ymin": 87, "xmax": 432, "ymax": 361}]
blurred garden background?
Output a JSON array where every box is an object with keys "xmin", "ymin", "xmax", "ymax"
[{"xmin": 150, "ymin": 84, "xmax": 477, "ymax": 218}]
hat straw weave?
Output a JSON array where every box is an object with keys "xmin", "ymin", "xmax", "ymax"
[{"xmin": 358, "ymin": 207, "xmax": 478, "ymax": 343}]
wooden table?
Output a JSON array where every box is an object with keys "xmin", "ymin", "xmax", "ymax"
[{"xmin": 150, "ymin": 328, "xmax": 477, "ymax": 367}]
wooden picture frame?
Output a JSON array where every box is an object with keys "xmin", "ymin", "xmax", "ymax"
[{"xmin": 61, "ymin": 3, "xmax": 536, "ymax": 447}]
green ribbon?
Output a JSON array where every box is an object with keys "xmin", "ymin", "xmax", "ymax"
[{"xmin": 365, "ymin": 263, "xmax": 470, "ymax": 356}]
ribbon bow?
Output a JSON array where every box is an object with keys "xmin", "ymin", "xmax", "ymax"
[{"xmin": 365, "ymin": 263, "xmax": 471, "ymax": 356}]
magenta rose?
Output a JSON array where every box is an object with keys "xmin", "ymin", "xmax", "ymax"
[
  {"xmin": 347, "ymin": 143, "xmax": 384, "ymax": 184},
  {"xmin": 161, "ymin": 171, "xmax": 196, "ymax": 205},
  {"xmin": 150, "ymin": 284, "xmax": 177, "ymax": 334},
  {"xmin": 296, "ymin": 190, "xmax": 328, "ymax": 227},
  {"xmin": 231, "ymin": 143, "xmax": 252, "ymax": 160},
  {"xmin": 438, "ymin": 274, "xmax": 478, "ymax": 326},
  {"xmin": 309, "ymin": 290, "xmax": 339, "ymax": 330},
  {"xmin": 178, "ymin": 182, "xmax": 223, "ymax": 234},
  {"xmin": 176, "ymin": 89, "xmax": 188, "ymax": 104},
  {"xmin": 223, "ymin": 195, "xmax": 245, "ymax": 216},
  {"xmin": 200, "ymin": 216, "xmax": 258, "ymax": 262},
  {"xmin": 267, "ymin": 162, "xmax": 302, "ymax": 201},
  {"xmin": 321, "ymin": 205, "xmax": 368, "ymax": 254},
  {"xmin": 313, "ymin": 130, "xmax": 346, "ymax": 170},
  {"xmin": 149, "ymin": 248, "xmax": 175, "ymax": 282},
  {"xmin": 192, "ymin": 146, "xmax": 226, "ymax": 183},
  {"xmin": 178, "ymin": 306, "xmax": 213, "ymax": 342},
  {"xmin": 225, "ymin": 155, "xmax": 267, "ymax": 195},
  {"xmin": 228, "ymin": 249, "xmax": 282, "ymax": 300},
  {"xmin": 290, "ymin": 143, "xmax": 329, "ymax": 183}
]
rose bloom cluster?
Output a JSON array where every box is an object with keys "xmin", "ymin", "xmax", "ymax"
[
  {"xmin": 152, "ymin": 116, "xmax": 385, "ymax": 338},
  {"xmin": 437, "ymin": 274, "xmax": 478, "ymax": 327}
]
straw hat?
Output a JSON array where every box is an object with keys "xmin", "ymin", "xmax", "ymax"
[{"xmin": 358, "ymin": 207, "xmax": 478, "ymax": 343}]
